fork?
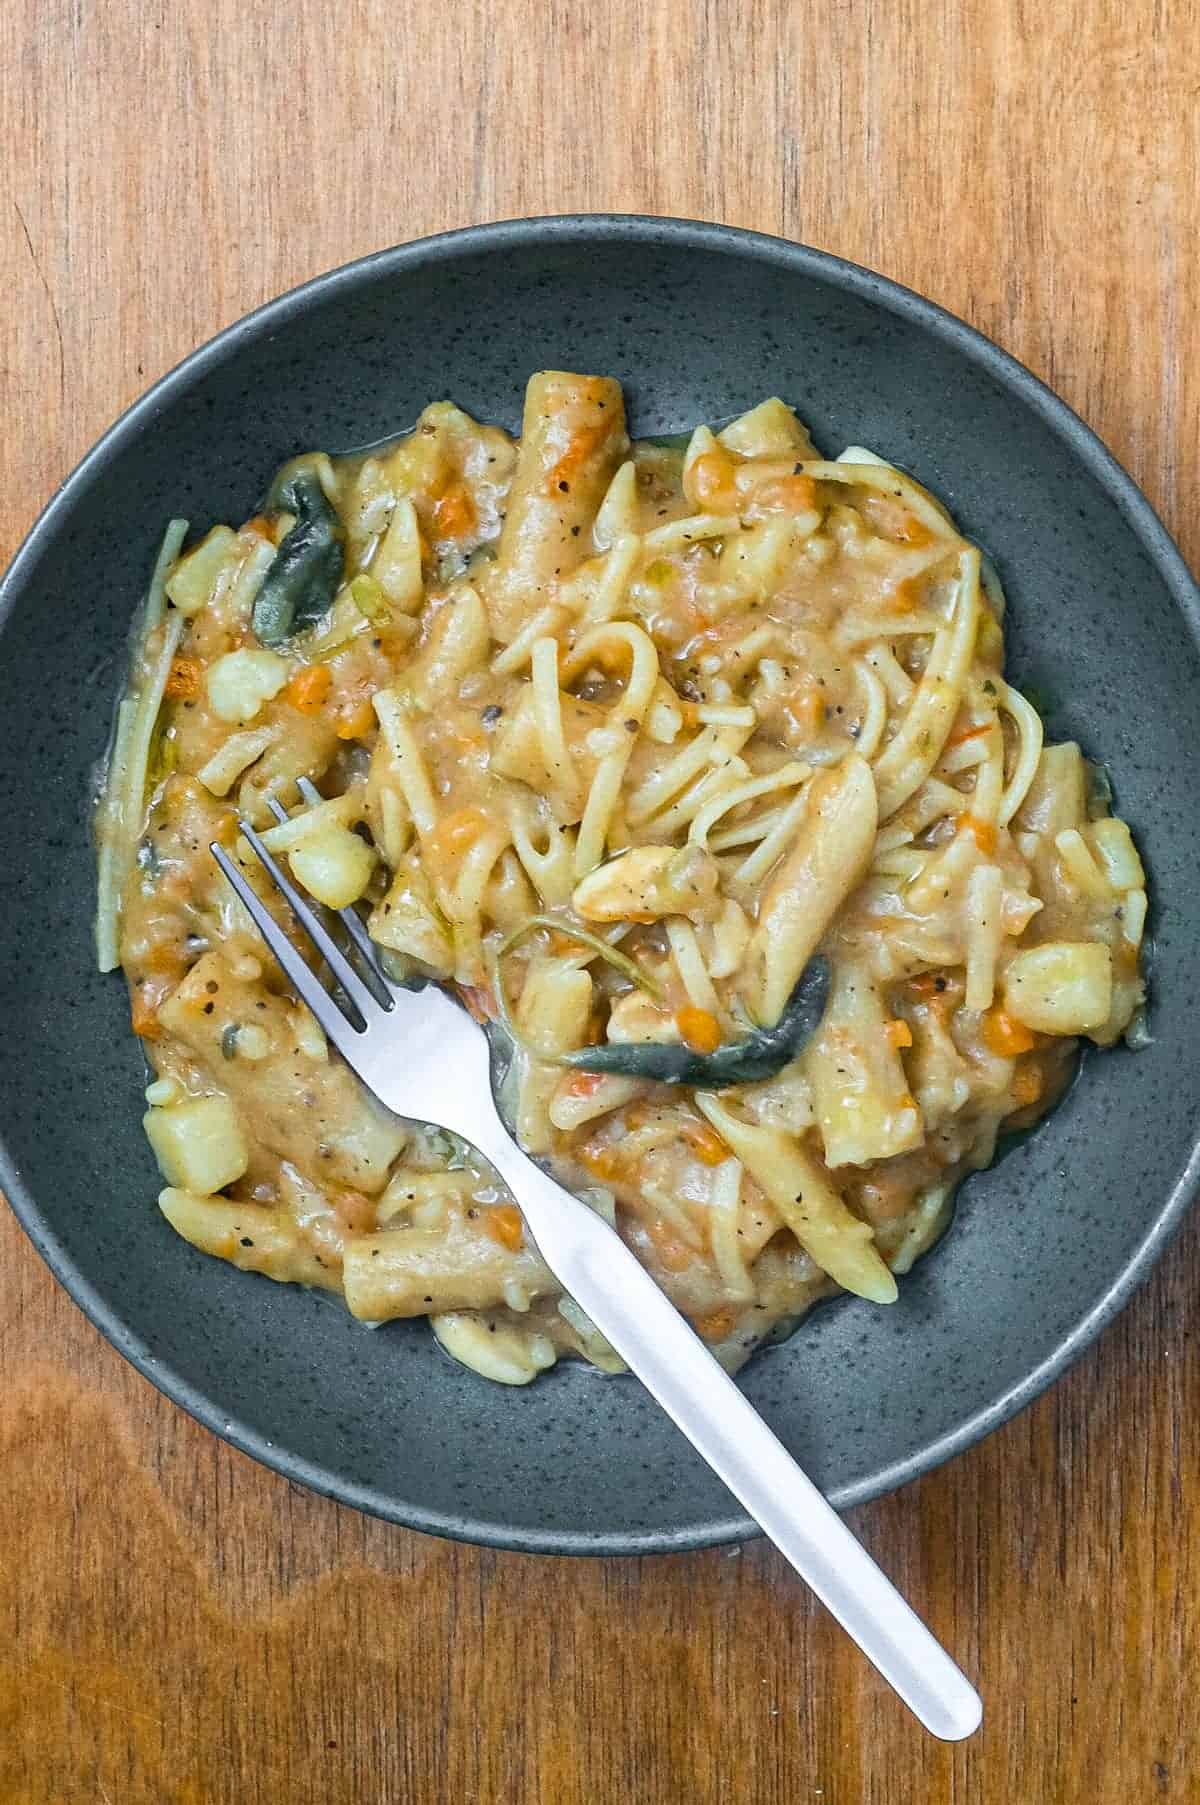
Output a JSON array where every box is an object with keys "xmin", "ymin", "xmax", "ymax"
[{"xmin": 212, "ymin": 792, "xmax": 982, "ymax": 1741}]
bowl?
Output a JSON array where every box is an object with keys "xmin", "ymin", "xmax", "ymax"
[{"xmin": 2, "ymin": 216, "xmax": 1198, "ymax": 1554}]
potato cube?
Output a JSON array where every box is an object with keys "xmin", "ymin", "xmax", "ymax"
[
  {"xmin": 206, "ymin": 648, "xmax": 289, "ymax": 723},
  {"xmin": 144, "ymin": 1095, "xmax": 249, "ymax": 1194},
  {"xmin": 165, "ymin": 526, "xmax": 239, "ymax": 615},
  {"xmin": 289, "ymin": 826, "xmax": 375, "ymax": 908},
  {"xmin": 1003, "ymin": 941, "xmax": 1113, "ymax": 1036}
]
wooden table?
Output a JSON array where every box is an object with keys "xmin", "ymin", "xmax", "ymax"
[{"xmin": 3, "ymin": 3, "xmax": 1198, "ymax": 1798}]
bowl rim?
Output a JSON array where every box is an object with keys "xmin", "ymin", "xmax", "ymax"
[{"xmin": 2, "ymin": 212, "xmax": 1199, "ymax": 1555}]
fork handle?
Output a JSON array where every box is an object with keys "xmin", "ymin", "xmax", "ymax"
[{"xmin": 474, "ymin": 1126, "xmax": 982, "ymax": 1741}]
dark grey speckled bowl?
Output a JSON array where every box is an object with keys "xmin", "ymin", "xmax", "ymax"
[{"xmin": 2, "ymin": 216, "xmax": 1198, "ymax": 1554}]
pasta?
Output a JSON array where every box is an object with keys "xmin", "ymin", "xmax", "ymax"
[{"xmin": 96, "ymin": 372, "xmax": 1149, "ymax": 1385}]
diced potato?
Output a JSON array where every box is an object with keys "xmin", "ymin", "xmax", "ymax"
[
  {"xmin": 207, "ymin": 648, "xmax": 289, "ymax": 724},
  {"xmin": 165, "ymin": 526, "xmax": 239, "ymax": 615},
  {"xmin": 144, "ymin": 1094, "xmax": 249, "ymax": 1194},
  {"xmin": 718, "ymin": 398, "xmax": 818, "ymax": 459},
  {"xmin": 288, "ymin": 825, "xmax": 376, "ymax": 907},
  {"xmin": 1003, "ymin": 941, "xmax": 1113, "ymax": 1035}
]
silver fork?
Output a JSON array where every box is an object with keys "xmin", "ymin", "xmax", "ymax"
[{"xmin": 212, "ymin": 800, "xmax": 982, "ymax": 1742}]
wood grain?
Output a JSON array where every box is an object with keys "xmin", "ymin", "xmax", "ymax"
[{"xmin": 2, "ymin": 2, "xmax": 1198, "ymax": 1798}]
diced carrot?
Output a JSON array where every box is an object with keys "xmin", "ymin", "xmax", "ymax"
[
  {"xmin": 693, "ymin": 1306, "xmax": 737, "ymax": 1342},
  {"xmin": 164, "ymin": 656, "xmax": 202, "ymax": 699},
  {"xmin": 335, "ymin": 698, "xmax": 376, "ymax": 741},
  {"xmin": 433, "ymin": 481, "xmax": 477, "ymax": 540},
  {"xmin": 284, "ymin": 663, "xmax": 333, "ymax": 713},
  {"xmin": 785, "ymin": 684, "xmax": 826, "ymax": 734},
  {"xmin": 749, "ymin": 473, "xmax": 818, "ymax": 513},
  {"xmin": 583, "ymin": 1011, "xmax": 607, "ymax": 1046},
  {"xmin": 579, "ymin": 1144, "xmax": 620, "ymax": 1181},
  {"xmin": 958, "ymin": 813, "xmax": 998, "ymax": 855},
  {"xmin": 675, "ymin": 1007, "xmax": 722, "ymax": 1054},
  {"xmin": 1010, "ymin": 1062, "xmax": 1044, "ymax": 1107},
  {"xmin": 680, "ymin": 1117, "xmax": 729, "ymax": 1166},
  {"xmin": 886, "ymin": 575, "xmax": 922, "ymax": 613},
  {"xmin": 130, "ymin": 989, "xmax": 161, "ymax": 1039},
  {"xmin": 545, "ymin": 422, "xmax": 610, "ymax": 495},
  {"xmin": 896, "ymin": 514, "xmax": 933, "ymax": 547},
  {"xmin": 565, "ymin": 1070, "xmax": 607, "ymax": 1099},
  {"xmin": 947, "ymin": 719, "xmax": 993, "ymax": 748},
  {"xmin": 885, "ymin": 1018, "xmax": 914, "ymax": 1050},
  {"xmin": 906, "ymin": 970, "xmax": 959, "ymax": 1025},
  {"xmin": 483, "ymin": 1204, "xmax": 524, "ymax": 1252},
  {"xmin": 690, "ymin": 450, "xmax": 738, "ymax": 510},
  {"xmin": 428, "ymin": 806, "xmax": 491, "ymax": 860},
  {"xmin": 982, "ymin": 1006, "xmax": 1036, "ymax": 1057}
]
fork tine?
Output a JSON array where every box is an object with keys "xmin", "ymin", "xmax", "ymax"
[
  {"xmin": 265, "ymin": 792, "xmax": 389, "ymax": 988},
  {"xmin": 210, "ymin": 842, "xmax": 365, "ymax": 1057},
  {"xmin": 293, "ymin": 777, "xmax": 394, "ymax": 990},
  {"xmin": 235, "ymin": 819, "xmax": 386, "ymax": 1022}
]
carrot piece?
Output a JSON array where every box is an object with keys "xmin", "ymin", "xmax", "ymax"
[
  {"xmin": 579, "ymin": 1144, "xmax": 620, "ymax": 1181},
  {"xmin": 896, "ymin": 513, "xmax": 933, "ymax": 546},
  {"xmin": 164, "ymin": 656, "xmax": 202, "ymax": 699},
  {"xmin": 958, "ymin": 813, "xmax": 998, "ymax": 855},
  {"xmin": 335, "ymin": 698, "xmax": 376, "ymax": 741},
  {"xmin": 483, "ymin": 1204, "xmax": 524, "ymax": 1252},
  {"xmin": 689, "ymin": 450, "xmax": 738, "ymax": 509},
  {"xmin": 886, "ymin": 575, "xmax": 922, "ymax": 613},
  {"xmin": 1010, "ymin": 1062, "xmax": 1044, "ymax": 1107},
  {"xmin": 130, "ymin": 989, "xmax": 161, "ymax": 1039},
  {"xmin": 565, "ymin": 1070, "xmax": 607, "ymax": 1099},
  {"xmin": 675, "ymin": 1006, "xmax": 722, "ymax": 1054},
  {"xmin": 428, "ymin": 806, "xmax": 491, "ymax": 860},
  {"xmin": 885, "ymin": 1018, "xmax": 914, "ymax": 1049},
  {"xmin": 543, "ymin": 422, "xmax": 610, "ymax": 495},
  {"xmin": 982, "ymin": 1006, "xmax": 1036, "ymax": 1057},
  {"xmin": 285, "ymin": 663, "xmax": 333, "ymax": 713},
  {"xmin": 749, "ymin": 473, "xmax": 818, "ymax": 513},
  {"xmin": 433, "ymin": 481, "xmax": 477, "ymax": 540},
  {"xmin": 785, "ymin": 684, "xmax": 826, "ymax": 735},
  {"xmin": 679, "ymin": 1117, "xmax": 729, "ymax": 1166},
  {"xmin": 693, "ymin": 1306, "xmax": 737, "ymax": 1342}
]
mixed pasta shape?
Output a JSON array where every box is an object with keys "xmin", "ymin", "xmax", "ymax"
[{"xmin": 96, "ymin": 372, "xmax": 1148, "ymax": 1384}]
